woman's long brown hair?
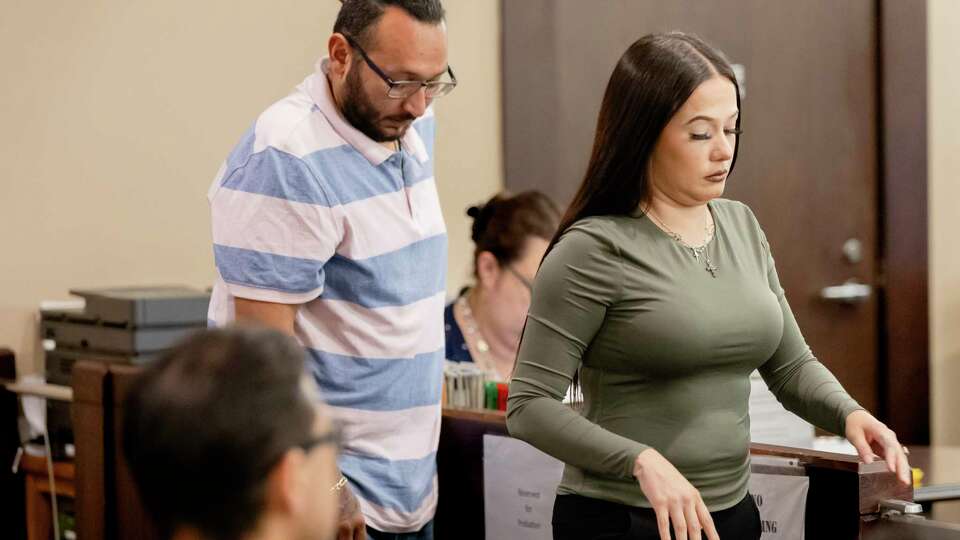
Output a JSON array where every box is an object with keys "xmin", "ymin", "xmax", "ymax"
[{"xmin": 526, "ymin": 32, "xmax": 743, "ymax": 400}]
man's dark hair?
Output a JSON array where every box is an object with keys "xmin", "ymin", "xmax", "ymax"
[
  {"xmin": 122, "ymin": 327, "xmax": 316, "ymax": 540},
  {"xmin": 334, "ymin": 0, "xmax": 445, "ymax": 48}
]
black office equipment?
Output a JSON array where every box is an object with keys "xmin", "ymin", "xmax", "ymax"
[{"xmin": 40, "ymin": 286, "xmax": 210, "ymax": 457}]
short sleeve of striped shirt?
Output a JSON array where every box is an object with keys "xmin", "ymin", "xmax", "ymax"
[{"xmin": 210, "ymin": 127, "xmax": 342, "ymax": 305}]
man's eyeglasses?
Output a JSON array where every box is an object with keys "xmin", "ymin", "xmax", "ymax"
[{"xmin": 343, "ymin": 34, "xmax": 457, "ymax": 99}]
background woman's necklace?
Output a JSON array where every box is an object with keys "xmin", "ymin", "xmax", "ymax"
[
  {"xmin": 646, "ymin": 208, "xmax": 719, "ymax": 278},
  {"xmin": 456, "ymin": 295, "xmax": 509, "ymax": 380}
]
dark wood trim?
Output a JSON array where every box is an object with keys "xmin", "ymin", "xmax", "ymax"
[
  {"xmin": 72, "ymin": 360, "xmax": 112, "ymax": 540},
  {"xmin": 441, "ymin": 406, "xmax": 506, "ymax": 424},
  {"xmin": 0, "ymin": 348, "xmax": 15, "ymax": 379},
  {"xmin": 111, "ymin": 365, "xmax": 162, "ymax": 540},
  {"xmin": 435, "ymin": 407, "xmax": 509, "ymax": 540},
  {"xmin": 877, "ymin": 0, "xmax": 929, "ymax": 444}
]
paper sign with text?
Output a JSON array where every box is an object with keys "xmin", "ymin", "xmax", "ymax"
[
  {"xmin": 483, "ymin": 434, "xmax": 564, "ymax": 540},
  {"xmin": 484, "ymin": 434, "xmax": 808, "ymax": 539},
  {"xmin": 748, "ymin": 473, "xmax": 809, "ymax": 539}
]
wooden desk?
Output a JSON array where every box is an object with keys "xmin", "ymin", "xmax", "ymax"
[
  {"xmin": 435, "ymin": 408, "xmax": 508, "ymax": 540},
  {"xmin": 434, "ymin": 407, "xmax": 953, "ymax": 540},
  {"xmin": 71, "ymin": 361, "xmax": 960, "ymax": 539},
  {"xmin": 22, "ymin": 453, "xmax": 75, "ymax": 540},
  {"xmin": 72, "ymin": 361, "xmax": 160, "ymax": 540},
  {"xmin": 72, "ymin": 361, "xmax": 111, "ymax": 540}
]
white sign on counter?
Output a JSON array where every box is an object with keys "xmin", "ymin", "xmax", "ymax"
[
  {"xmin": 483, "ymin": 434, "xmax": 564, "ymax": 540},
  {"xmin": 748, "ymin": 472, "xmax": 809, "ymax": 539},
  {"xmin": 483, "ymin": 434, "xmax": 809, "ymax": 540}
]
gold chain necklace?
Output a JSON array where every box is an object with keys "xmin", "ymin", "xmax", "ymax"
[{"xmin": 646, "ymin": 208, "xmax": 719, "ymax": 278}]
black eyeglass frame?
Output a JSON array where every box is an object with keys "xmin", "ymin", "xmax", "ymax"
[
  {"xmin": 259, "ymin": 422, "xmax": 341, "ymax": 480},
  {"xmin": 342, "ymin": 34, "xmax": 457, "ymax": 99}
]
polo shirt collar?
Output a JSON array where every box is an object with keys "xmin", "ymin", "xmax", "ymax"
[{"xmin": 307, "ymin": 58, "xmax": 429, "ymax": 167}]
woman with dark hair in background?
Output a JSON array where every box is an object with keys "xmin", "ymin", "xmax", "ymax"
[
  {"xmin": 445, "ymin": 191, "xmax": 560, "ymax": 382},
  {"xmin": 506, "ymin": 32, "xmax": 911, "ymax": 540}
]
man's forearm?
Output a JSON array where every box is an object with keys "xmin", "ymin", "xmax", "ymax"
[{"xmin": 233, "ymin": 297, "xmax": 299, "ymax": 337}]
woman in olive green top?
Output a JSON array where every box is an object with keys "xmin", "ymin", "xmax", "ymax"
[{"xmin": 506, "ymin": 33, "xmax": 911, "ymax": 540}]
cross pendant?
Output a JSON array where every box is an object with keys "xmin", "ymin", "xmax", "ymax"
[{"xmin": 706, "ymin": 262, "xmax": 719, "ymax": 278}]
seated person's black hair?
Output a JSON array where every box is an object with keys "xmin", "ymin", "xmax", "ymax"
[{"xmin": 122, "ymin": 327, "xmax": 316, "ymax": 540}]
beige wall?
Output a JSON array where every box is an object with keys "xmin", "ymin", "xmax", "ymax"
[
  {"xmin": 929, "ymin": 0, "xmax": 960, "ymax": 445},
  {"xmin": 0, "ymin": 1, "xmax": 502, "ymax": 376},
  {"xmin": 435, "ymin": 1, "xmax": 504, "ymax": 293}
]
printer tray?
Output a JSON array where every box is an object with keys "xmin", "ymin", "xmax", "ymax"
[
  {"xmin": 69, "ymin": 286, "xmax": 210, "ymax": 327},
  {"xmin": 42, "ymin": 319, "xmax": 200, "ymax": 355},
  {"xmin": 45, "ymin": 347, "xmax": 157, "ymax": 386}
]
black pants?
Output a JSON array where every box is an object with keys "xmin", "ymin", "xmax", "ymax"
[{"xmin": 552, "ymin": 492, "xmax": 761, "ymax": 540}]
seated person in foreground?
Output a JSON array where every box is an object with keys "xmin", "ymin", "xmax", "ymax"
[
  {"xmin": 445, "ymin": 191, "xmax": 560, "ymax": 381},
  {"xmin": 123, "ymin": 327, "xmax": 340, "ymax": 540}
]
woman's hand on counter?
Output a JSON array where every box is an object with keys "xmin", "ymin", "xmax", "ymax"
[{"xmin": 845, "ymin": 409, "xmax": 912, "ymax": 486}]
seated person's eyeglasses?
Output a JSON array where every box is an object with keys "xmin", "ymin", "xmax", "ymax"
[
  {"xmin": 342, "ymin": 33, "xmax": 458, "ymax": 99},
  {"xmin": 263, "ymin": 422, "xmax": 342, "ymax": 479}
]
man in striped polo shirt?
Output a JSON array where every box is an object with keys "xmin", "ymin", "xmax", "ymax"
[{"xmin": 206, "ymin": 1, "xmax": 454, "ymax": 538}]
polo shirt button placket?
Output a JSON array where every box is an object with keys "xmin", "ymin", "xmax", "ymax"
[{"xmin": 394, "ymin": 154, "xmax": 416, "ymax": 221}]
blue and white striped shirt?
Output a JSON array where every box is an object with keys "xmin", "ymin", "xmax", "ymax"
[{"xmin": 207, "ymin": 59, "xmax": 446, "ymax": 533}]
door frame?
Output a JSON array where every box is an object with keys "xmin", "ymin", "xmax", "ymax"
[
  {"xmin": 500, "ymin": 0, "xmax": 930, "ymax": 443},
  {"xmin": 878, "ymin": 0, "xmax": 928, "ymax": 444}
]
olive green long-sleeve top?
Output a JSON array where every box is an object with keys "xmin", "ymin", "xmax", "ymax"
[{"xmin": 506, "ymin": 198, "xmax": 863, "ymax": 511}]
